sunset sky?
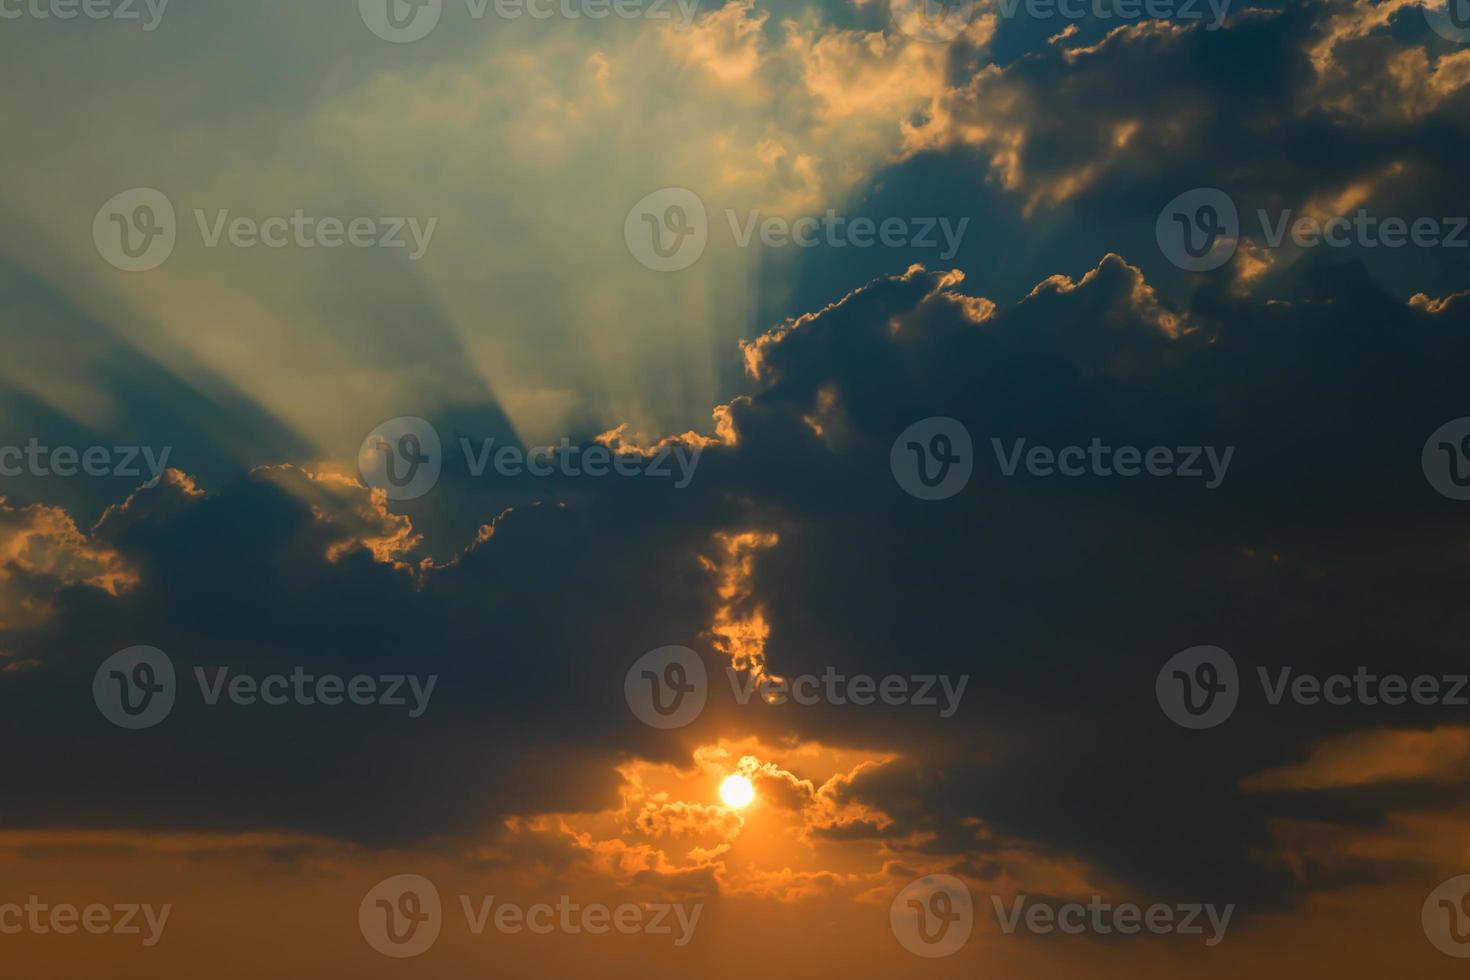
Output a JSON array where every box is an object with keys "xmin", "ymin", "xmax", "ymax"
[{"xmin": 3, "ymin": 0, "xmax": 1470, "ymax": 975}]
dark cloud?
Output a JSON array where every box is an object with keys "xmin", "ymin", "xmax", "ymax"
[
  {"xmin": 4, "ymin": 238, "xmax": 1469, "ymax": 924},
  {"xmin": 840, "ymin": 0, "xmax": 1470, "ymax": 306}
]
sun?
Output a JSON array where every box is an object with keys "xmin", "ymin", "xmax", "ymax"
[{"xmin": 720, "ymin": 774, "xmax": 755, "ymax": 809}]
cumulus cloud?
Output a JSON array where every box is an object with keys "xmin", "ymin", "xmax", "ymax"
[{"xmin": 0, "ymin": 495, "xmax": 136, "ymax": 632}]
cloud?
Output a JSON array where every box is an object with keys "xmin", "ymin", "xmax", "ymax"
[
  {"xmin": 1242, "ymin": 726, "xmax": 1470, "ymax": 791},
  {"xmin": 3, "ymin": 233, "xmax": 1470, "ymax": 926},
  {"xmin": 0, "ymin": 495, "xmax": 136, "ymax": 632}
]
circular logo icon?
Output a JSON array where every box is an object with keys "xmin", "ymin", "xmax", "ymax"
[
  {"xmin": 890, "ymin": 0, "xmax": 975, "ymax": 42},
  {"xmin": 1425, "ymin": 0, "xmax": 1470, "ymax": 44},
  {"xmin": 93, "ymin": 646, "xmax": 176, "ymax": 730},
  {"xmin": 891, "ymin": 417, "xmax": 973, "ymax": 501},
  {"xmin": 94, "ymin": 188, "xmax": 176, "ymax": 273},
  {"xmin": 1422, "ymin": 418, "xmax": 1470, "ymax": 500},
  {"xmin": 625, "ymin": 188, "xmax": 708, "ymax": 273},
  {"xmin": 359, "ymin": 417, "xmax": 442, "ymax": 501},
  {"xmin": 359, "ymin": 0, "xmax": 442, "ymax": 42},
  {"xmin": 625, "ymin": 646, "xmax": 707, "ymax": 729},
  {"xmin": 1156, "ymin": 188, "xmax": 1239, "ymax": 272},
  {"xmin": 1425, "ymin": 875, "xmax": 1470, "ymax": 957},
  {"xmin": 890, "ymin": 874, "xmax": 973, "ymax": 958},
  {"xmin": 1156, "ymin": 645, "xmax": 1238, "ymax": 729},
  {"xmin": 360, "ymin": 874, "xmax": 442, "ymax": 958}
]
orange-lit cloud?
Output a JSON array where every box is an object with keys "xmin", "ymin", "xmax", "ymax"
[{"xmin": 1242, "ymin": 725, "xmax": 1470, "ymax": 792}]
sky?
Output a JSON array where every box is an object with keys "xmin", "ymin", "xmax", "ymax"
[{"xmin": 3, "ymin": 0, "xmax": 1470, "ymax": 975}]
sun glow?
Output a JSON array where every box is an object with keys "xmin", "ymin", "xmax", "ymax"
[{"xmin": 720, "ymin": 774, "xmax": 755, "ymax": 809}]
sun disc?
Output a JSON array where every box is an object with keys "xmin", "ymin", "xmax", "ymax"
[{"xmin": 720, "ymin": 774, "xmax": 755, "ymax": 808}]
